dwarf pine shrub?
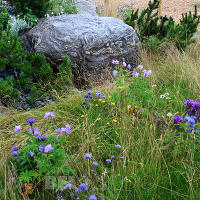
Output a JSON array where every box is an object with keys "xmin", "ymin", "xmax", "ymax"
[
  {"xmin": 0, "ymin": 23, "xmax": 73, "ymax": 106},
  {"xmin": 0, "ymin": 9, "xmax": 9, "ymax": 30},
  {"xmin": 123, "ymin": 0, "xmax": 200, "ymax": 51},
  {"xmin": 11, "ymin": 0, "xmax": 51, "ymax": 17}
]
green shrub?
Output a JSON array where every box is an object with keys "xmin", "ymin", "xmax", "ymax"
[
  {"xmin": 0, "ymin": 23, "xmax": 73, "ymax": 106},
  {"xmin": 47, "ymin": 0, "xmax": 77, "ymax": 16},
  {"xmin": 7, "ymin": 15, "xmax": 30, "ymax": 35},
  {"xmin": 124, "ymin": 0, "xmax": 200, "ymax": 51},
  {"xmin": 11, "ymin": 116, "xmax": 74, "ymax": 188},
  {"xmin": 11, "ymin": 0, "xmax": 51, "ymax": 17},
  {"xmin": 0, "ymin": 9, "xmax": 9, "ymax": 30}
]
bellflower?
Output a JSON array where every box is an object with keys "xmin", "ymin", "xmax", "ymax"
[
  {"xmin": 143, "ymin": 70, "xmax": 152, "ymax": 78},
  {"xmin": 122, "ymin": 61, "xmax": 127, "ymax": 67},
  {"xmin": 127, "ymin": 64, "xmax": 131, "ymax": 69},
  {"xmin": 39, "ymin": 145, "xmax": 44, "ymax": 152},
  {"xmin": 173, "ymin": 115, "xmax": 183, "ymax": 125},
  {"xmin": 65, "ymin": 124, "xmax": 71, "ymax": 134},
  {"xmin": 112, "ymin": 70, "xmax": 118, "ymax": 76},
  {"xmin": 29, "ymin": 127, "xmax": 39, "ymax": 134},
  {"xmin": 85, "ymin": 153, "xmax": 92, "ymax": 159},
  {"xmin": 65, "ymin": 183, "xmax": 72, "ymax": 190},
  {"xmin": 11, "ymin": 145, "xmax": 19, "ymax": 151},
  {"xmin": 96, "ymin": 91, "xmax": 102, "ymax": 97},
  {"xmin": 44, "ymin": 112, "xmax": 55, "ymax": 119},
  {"xmin": 137, "ymin": 65, "xmax": 143, "ymax": 70},
  {"xmin": 12, "ymin": 151, "xmax": 18, "ymax": 157},
  {"xmin": 132, "ymin": 72, "xmax": 139, "ymax": 77},
  {"xmin": 89, "ymin": 195, "xmax": 98, "ymax": 200},
  {"xmin": 26, "ymin": 118, "xmax": 36, "ymax": 125},
  {"xmin": 55, "ymin": 128, "xmax": 61, "ymax": 133},
  {"xmin": 79, "ymin": 183, "xmax": 88, "ymax": 191},
  {"xmin": 76, "ymin": 187, "xmax": 82, "ymax": 194},
  {"xmin": 105, "ymin": 159, "xmax": 111, "ymax": 163},
  {"xmin": 29, "ymin": 151, "xmax": 34, "ymax": 157},
  {"xmin": 14, "ymin": 125, "xmax": 22, "ymax": 133},
  {"xmin": 112, "ymin": 60, "xmax": 119, "ymax": 65},
  {"xmin": 92, "ymin": 162, "xmax": 98, "ymax": 166},
  {"xmin": 44, "ymin": 144, "xmax": 53, "ymax": 153},
  {"xmin": 115, "ymin": 144, "xmax": 122, "ymax": 149},
  {"xmin": 184, "ymin": 116, "xmax": 196, "ymax": 125}
]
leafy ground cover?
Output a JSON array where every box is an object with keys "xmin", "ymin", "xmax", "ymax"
[{"xmin": 0, "ymin": 38, "xmax": 200, "ymax": 199}]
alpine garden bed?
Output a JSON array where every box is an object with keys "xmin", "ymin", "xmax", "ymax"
[{"xmin": 1, "ymin": 0, "xmax": 200, "ymax": 199}]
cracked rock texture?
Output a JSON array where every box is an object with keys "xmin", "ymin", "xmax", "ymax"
[{"xmin": 21, "ymin": 14, "xmax": 141, "ymax": 82}]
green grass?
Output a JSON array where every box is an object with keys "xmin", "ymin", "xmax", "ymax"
[{"xmin": 1, "ymin": 34, "xmax": 200, "ymax": 200}]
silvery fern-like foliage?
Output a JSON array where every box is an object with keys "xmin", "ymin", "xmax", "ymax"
[{"xmin": 7, "ymin": 16, "xmax": 29, "ymax": 35}]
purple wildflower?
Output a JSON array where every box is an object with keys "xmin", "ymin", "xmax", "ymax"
[
  {"xmin": 29, "ymin": 127, "xmax": 39, "ymax": 134},
  {"xmin": 112, "ymin": 60, "xmax": 119, "ymax": 65},
  {"xmin": 12, "ymin": 151, "xmax": 18, "ymax": 157},
  {"xmin": 137, "ymin": 65, "xmax": 143, "ymax": 70},
  {"xmin": 44, "ymin": 144, "xmax": 53, "ymax": 153},
  {"xmin": 85, "ymin": 153, "xmax": 92, "ymax": 159},
  {"xmin": 58, "ymin": 193, "xmax": 62, "ymax": 198},
  {"xmin": 92, "ymin": 162, "xmax": 98, "ymax": 166},
  {"xmin": 26, "ymin": 118, "xmax": 36, "ymax": 125},
  {"xmin": 65, "ymin": 124, "xmax": 71, "ymax": 134},
  {"xmin": 184, "ymin": 99, "xmax": 200, "ymax": 116},
  {"xmin": 96, "ymin": 91, "xmax": 102, "ymax": 97},
  {"xmin": 79, "ymin": 183, "xmax": 88, "ymax": 191},
  {"xmin": 127, "ymin": 64, "xmax": 131, "ymax": 69},
  {"xmin": 11, "ymin": 145, "xmax": 19, "ymax": 151},
  {"xmin": 89, "ymin": 195, "xmax": 98, "ymax": 200},
  {"xmin": 29, "ymin": 151, "xmax": 34, "ymax": 157},
  {"xmin": 132, "ymin": 72, "xmax": 139, "ymax": 77},
  {"xmin": 113, "ymin": 70, "xmax": 118, "ymax": 76},
  {"xmin": 70, "ymin": 193, "xmax": 74, "ymax": 196},
  {"xmin": 76, "ymin": 187, "xmax": 82, "ymax": 194},
  {"xmin": 143, "ymin": 70, "xmax": 152, "ymax": 78},
  {"xmin": 65, "ymin": 183, "xmax": 72, "ymax": 190},
  {"xmin": 44, "ymin": 112, "xmax": 55, "ymax": 119},
  {"xmin": 55, "ymin": 128, "xmax": 61, "ymax": 133},
  {"xmin": 105, "ymin": 159, "xmax": 111, "ymax": 163},
  {"xmin": 122, "ymin": 61, "xmax": 127, "ymax": 67},
  {"xmin": 173, "ymin": 115, "xmax": 183, "ymax": 124},
  {"xmin": 9, "ymin": 177, "xmax": 15, "ymax": 182},
  {"xmin": 14, "ymin": 125, "xmax": 22, "ymax": 133},
  {"xmin": 115, "ymin": 144, "xmax": 121, "ymax": 149},
  {"xmin": 39, "ymin": 145, "xmax": 44, "ymax": 152}
]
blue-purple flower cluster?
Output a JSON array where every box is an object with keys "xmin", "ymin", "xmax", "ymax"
[
  {"xmin": 55, "ymin": 124, "xmax": 71, "ymax": 135},
  {"xmin": 117, "ymin": 1, "xmax": 134, "ymax": 19},
  {"xmin": 184, "ymin": 99, "xmax": 200, "ymax": 119},
  {"xmin": 12, "ymin": 112, "xmax": 63, "ymax": 158},
  {"xmin": 169, "ymin": 100, "xmax": 200, "ymax": 137},
  {"xmin": 111, "ymin": 60, "xmax": 152, "ymax": 78},
  {"xmin": 57, "ymin": 182, "xmax": 98, "ymax": 200},
  {"xmin": 82, "ymin": 91, "xmax": 106, "ymax": 105}
]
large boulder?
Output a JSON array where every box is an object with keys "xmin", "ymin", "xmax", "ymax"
[
  {"xmin": 73, "ymin": 0, "xmax": 98, "ymax": 16},
  {"xmin": 22, "ymin": 14, "xmax": 141, "ymax": 82}
]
